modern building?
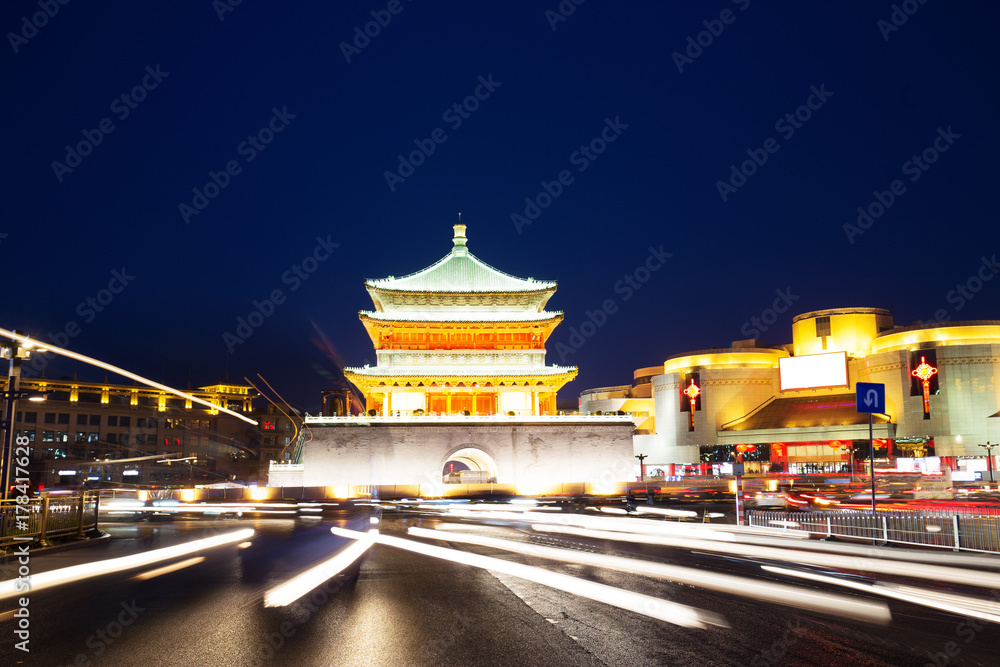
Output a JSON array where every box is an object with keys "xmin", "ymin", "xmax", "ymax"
[
  {"xmin": 274, "ymin": 224, "xmax": 635, "ymax": 493},
  {"xmin": 581, "ymin": 308, "xmax": 1000, "ymax": 480}
]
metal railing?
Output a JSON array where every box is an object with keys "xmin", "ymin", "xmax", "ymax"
[
  {"xmin": 0, "ymin": 493, "xmax": 100, "ymax": 549},
  {"xmin": 748, "ymin": 509, "xmax": 1000, "ymax": 553}
]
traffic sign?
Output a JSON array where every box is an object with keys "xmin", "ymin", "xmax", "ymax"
[{"xmin": 856, "ymin": 382, "xmax": 885, "ymax": 413}]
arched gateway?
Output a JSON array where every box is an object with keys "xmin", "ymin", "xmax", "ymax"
[{"xmin": 442, "ymin": 446, "xmax": 500, "ymax": 483}]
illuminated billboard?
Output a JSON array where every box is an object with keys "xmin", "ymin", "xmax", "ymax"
[{"xmin": 779, "ymin": 352, "xmax": 848, "ymax": 391}]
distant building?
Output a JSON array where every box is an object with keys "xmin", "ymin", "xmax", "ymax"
[
  {"xmin": 581, "ymin": 308, "xmax": 1000, "ymax": 480},
  {"xmin": 2, "ymin": 377, "xmax": 296, "ymax": 488}
]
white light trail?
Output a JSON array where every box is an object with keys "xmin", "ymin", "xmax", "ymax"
[
  {"xmin": 330, "ymin": 527, "xmax": 726, "ymax": 629},
  {"xmin": 264, "ymin": 531, "xmax": 376, "ymax": 607},
  {"xmin": 407, "ymin": 526, "xmax": 891, "ymax": 624},
  {"xmin": 0, "ymin": 327, "xmax": 257, "ymax": 425},
  {"xmin": 530, "ymin": 524, "xmax": 1000, "ymax": 590},
  {"xmin": 0, "ymin": 529, "xmax": 254, "ymax": 600},
  {"xmin": 764, "ymin": 566, "xmax": 1000, "ymax": 624}
]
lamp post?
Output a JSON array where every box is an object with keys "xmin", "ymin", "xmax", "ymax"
[
  {"xmin": 635, "ymin": 453, "xmax": 647, "ymax": 481},
  {"xmin": 841, "ymin": 444, "xmax": 854, "ymax": 484},
  {"xmin": 1, "ymin": 333, "xmax": 47, "ymax": 500},
  {"xmin": 978, "ymin": 442, "xmax": 996, "ymax": 484}
]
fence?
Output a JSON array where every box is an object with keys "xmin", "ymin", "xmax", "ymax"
[
  {"xmin": 0, "ymin": 493, "xmax": 100, "ymax": 549},
  {"xmin": 748, "ymin": 509, "xmax": 1000, "ymax": 553}
]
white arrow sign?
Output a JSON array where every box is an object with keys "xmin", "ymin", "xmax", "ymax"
[{"xmin": 865, "ymin": 389, "xmax": 879, "ymax": 408}]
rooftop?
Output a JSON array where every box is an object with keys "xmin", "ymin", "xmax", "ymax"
[{"xmin": 366, "ymin": 225, "xmax": 556, "ymax": 294}]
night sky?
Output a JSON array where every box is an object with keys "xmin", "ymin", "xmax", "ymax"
[{"xmin": 3, "ymin": 2, "xmax": 998, "ymax": 411}]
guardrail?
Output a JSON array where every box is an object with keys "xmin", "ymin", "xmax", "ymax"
[
  {"xmin": 0, "ymin": 493, "xmax": 100, "ymax": 549},
  {"xmin": 748, "ymin": 509, "xmax": 1000, "ymax": 553}
]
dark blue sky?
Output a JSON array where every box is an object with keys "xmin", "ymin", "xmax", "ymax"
[{"xmin": 3, "ymin": 1, "xmax": 998, "ymax": 410}]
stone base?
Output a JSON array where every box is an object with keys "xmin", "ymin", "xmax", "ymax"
[{"xmin": 294, "ymin": 419, "xmax": 636, "ymax": 491}]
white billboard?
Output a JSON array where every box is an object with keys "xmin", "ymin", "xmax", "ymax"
[{"xmin": 779, "ymin": 352, "xmax": 848, "ymax": 391}]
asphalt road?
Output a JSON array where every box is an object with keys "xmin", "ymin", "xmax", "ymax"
[{"xmin": 1, "ymin": 507, "xmax": 998, "ymax": 666}]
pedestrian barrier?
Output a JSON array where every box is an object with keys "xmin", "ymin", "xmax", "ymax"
[
  {"xmin": 747, "ymin": 509, "xmax": 1000, "ymax": 553},
  {"xmin": 0, "ymin": 493, "xmax": 99, "ymax": 549}
]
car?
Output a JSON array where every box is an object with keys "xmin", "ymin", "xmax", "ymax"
[{"xmin": 749, "ymin": 490, "xmax": 789, "ymax": 508}]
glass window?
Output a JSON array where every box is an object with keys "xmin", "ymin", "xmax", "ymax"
[
  {"xmin": 44, "ymin": 413, "xmax": 56, "ymax": 424},
  {"xmin": 119, "ymin": 434, "xmax": 129, "ymax": 446},
  {"xmin": 119, "ymin": 416, "xmax": 131, "ymax": 427},
  {"xmin": 108, "ymin": 416, "xmax": 118, "ymax": 426},
  {"xmin": 815, "ymin": 316, "xmax": 831, "ymax": 338},
  {"xmin": 77, "ymin": 392, "xmax": 101, "ymax": 403},
  {"xmin": 77, "ymin": 414, "xmax": 88, "ymax": 425},
  {"xmin": 137, "ymin": 418, "xmax": 146, "ymax": 428},
  {"xmin": 147, "ymin": 418, "xmax": 157, "ymax": 429},
  {"xmin": 89, "ymin": 415, "xmax": 100, "ymax": 426},
  {"xmin": 76, "ymin": 432, "xmax": 86, "ymax": 443},
  {"xmin": 106, "ymin": 433, "xmax": 117, "ymax": 444},
  {"xmin": 56, "ymin": 432, "xmax": 68, "ymax": 442},
  {"xmin": 58, "ymin": 413, "xmax": 70, "ymax": 424},
  {"xmin": 87, "ymin": 433, "xmax": 99, "ymax": 442},
  {"xmin": 24, "ymin": 412, "xmax": 37, "ymax": 423},
  {"xmin": 42, "ymin": 431, "xmax": 55, "ymax": 442},
  {"xmin": 16, "ymin": 430, "xmax": 35, "ymax": 442}
]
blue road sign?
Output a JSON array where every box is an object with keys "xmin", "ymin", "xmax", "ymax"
[{"xmin": 856, "ymin": 382, "xmax": 885, "ymax": 413}]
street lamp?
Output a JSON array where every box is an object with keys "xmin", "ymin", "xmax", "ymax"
[
  {"xmin": 978, "ymin": 442, "xmax": 996, "ymax": 484},
  {"xmin": 1, "ymin": 333, "xmax": 48, "ymax": 500},
  {"xmin": 840, "ymin": 444, "xmax": 854, "ymax": 484}
]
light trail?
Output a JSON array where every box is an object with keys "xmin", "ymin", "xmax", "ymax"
[
  {"xmin": 407, "ymin": 526, "xmax": 891, "ymax": 624},
  {"xmin": 330, "ymin": 527, "xmax": 727, "ymax": 629},
  {"xmin": 764, "ymin": 566, "xmax": 1000, "ymax": 624},
  {"xmin": 0, "ymin": 327, "xmax": 257, "ymax": 425},
  {"xmin": 529, "ymin": 524, "xmax": 1000, "ymax": 590},
  {"xmin": 264, "ymin": 530, "xmax": 376, "ymax": 607},
  {"xmin": 0, "ymin": 529, "xmax": 254, "ymax": 600}
]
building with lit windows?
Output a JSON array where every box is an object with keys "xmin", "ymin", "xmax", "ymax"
[
  {"xmin": 343, "ymin": 224, "xmax": 577, "ymax": 416},
  {"xmin": 581, "ymin": 308, "xmax": 1000, "ymax": 481},
  {"xmin": 1, "ymin": 377, "xmax": 296, "ymax": 489},
  {"xmin": 274, "ymin": 224, "xmax": 635, "ymax": 492}
]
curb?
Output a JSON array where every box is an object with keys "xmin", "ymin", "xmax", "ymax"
[{"xmin": 1, "ymin": 531, "xmax": 111, "ymax": 562}]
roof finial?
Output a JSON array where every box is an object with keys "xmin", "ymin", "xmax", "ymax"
[{"xmin": 453, "ymin": 218, "xmax": 467, "ymax": 253}]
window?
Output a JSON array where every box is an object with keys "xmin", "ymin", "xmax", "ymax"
[
  {"xmin": 137, "ymin": 418, "xmax": 146, "ymax": 428},
  {"xmin": 119, "ymin": 416, "xmax": 130, "ymax": 427},
  {"xmin": 166, "ymin": 418, "xmax": 183, "ymax": 429},
  {"xmin": 261, "ymin": 420, "xmax": 276, "ymax": 431},
  {"xmin": 24, "ymin": 412, "xmax": 37, "ymax": 423},
  {"xmin": 77, "ymin": 414, "xmax": 88, "ymax": 425},
  {"xmin": 147, "ymin": 417, "xmax": 158, "ymax": 429},
  {"xmin": 76, "ymin": 432, "xmax": 87, "ymax": 443},
  {"xmin": 56, "ymin": 432, "xmax": 68, "ymax": 442},
  {"xmin": 106, "ymin": 433, "xmax": 117, "ymax": 444},
  {"xmin": 286, "ymin": 421, "xmax": 293, "ymax": 430},
  {"xmin": 87, "ymin": 433, "xmax": 99, "ymax": 442},
  {"xmin": 58, "ymin": 413, "xmax": 70, "ymax": 424},
  {"xmin": 16, "ymin": 430, "xmax": 35, "ymax": 443},
  {"xmin": 42, "ymin": 431, "xmax": 55, "ymax": 442},
  {"xmin": 815, "ymin": 316, "xmax": 831, "ymax": 338},
  {"xmin": 44, "ymin": 413, "xmax": 56, "ymax": 424},
  {"xmin": 285, "ymin": 436, "xmax": 291, "ymax": 445},
  {"xmin": 135, "ymin": 434, "xmax": 146, "ymax": 445},
  {"xmin": 77, "ymin": 392, "xmax": 101, "ymax": 403},
  {"xmin": 89, "ymin": 415, "xmax": 100, "ymax": 426},
  {"xmin": 108, "ymin": 416, "xmax": 118, "ymax": 427},
  {"xmin": 119, "ymin": 434, "xmax": 129, "ymax": 446}
]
